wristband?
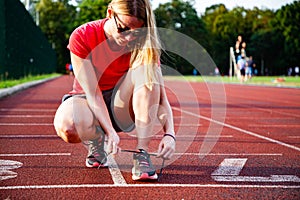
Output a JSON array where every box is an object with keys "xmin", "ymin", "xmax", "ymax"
[{"xmin": 163, "ymin": 133, "xmax": 176, "ymax": 141}]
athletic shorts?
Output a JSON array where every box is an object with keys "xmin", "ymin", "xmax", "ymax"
[
  {"xmin": 240, "ymin": 68, "xmax": 245, "ymax": 76},
  {"xmin": 61, "ymin": 89, "xmax": 134, "ymax": 133}
]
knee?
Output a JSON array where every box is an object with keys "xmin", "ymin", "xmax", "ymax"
[
  {"xmin": 135, "ymin": 82, "xmax": 160, "ymax": 97},
  {"xmin": 61, "ymin": 128, "xmax": 82, "ymax": 143},
  {"xmin": 54, "ymin": 121, "xmax": 82, "ymax": 144}
]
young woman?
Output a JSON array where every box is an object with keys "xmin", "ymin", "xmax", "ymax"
[{"xmin": 54, "ymin": 0, "xmax": 176, "ymax": 181}]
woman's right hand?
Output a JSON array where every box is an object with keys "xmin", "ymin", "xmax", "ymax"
[{"xmin": 106, "ymin": 131, "xmax": 120, "ymax": 155}]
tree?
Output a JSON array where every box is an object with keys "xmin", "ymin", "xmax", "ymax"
[
  {"xmin": 31, "ymin": 0, "xmax": 298, "ymax": 76},
  {"xmin": 274, "ymin": 1, "xmax": 300, "ymax": 69},
  {"xmin": 154, "ymin": 0, "xmax": 207, "ymax": 75},
  {"xmin": 36, "ymin": 0, "xmax": 76, "ymax": 72},
  {"xmin": 202, "ymin": 4, "xmax": 231, "ymax": 74},
  {"xmin": 75, "ymin": 0, "xmax": 110, "ymax": 27},
  {"xmin": 201, "ymin": 4, "xmax": 291, "ymax": 75}
]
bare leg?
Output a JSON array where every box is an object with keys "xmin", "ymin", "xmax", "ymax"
[
  {"xmin": 113, "ymin": 66, "xmax": 160, "ymax": 151},
  {"xmin": 53, "ymin": 96, "xmax": 101, "ymax": 143},
  {"xmin": 133, "ymin": 83, "xmax": 160, "ymax": 150}
]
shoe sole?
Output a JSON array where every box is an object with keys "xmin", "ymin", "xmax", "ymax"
[
  {"xmin": 85, "ymin": 159, "xmax": 108, "ymax": 168},
  {"xmin": 132, "ymin": 173, "xmax": 158, "ymax": 181}
]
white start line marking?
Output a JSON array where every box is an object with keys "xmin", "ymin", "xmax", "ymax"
[{"xmin": 211, "ymin": 158, "xmax": 300, "ymax": 182}]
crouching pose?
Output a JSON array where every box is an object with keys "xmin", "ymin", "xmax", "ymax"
[{"xmin": 54, "ymin": 0, "xmax": 176, "ymax": 181}]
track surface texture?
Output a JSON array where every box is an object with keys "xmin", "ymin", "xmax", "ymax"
[{"xmin": 0, "ymin": 75, "xmax": 299, "ymax": 199}]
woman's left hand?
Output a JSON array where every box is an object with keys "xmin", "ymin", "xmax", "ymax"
[{"xmin": 157, "ymin": 135, "xmax": 176, "ymax": 160}]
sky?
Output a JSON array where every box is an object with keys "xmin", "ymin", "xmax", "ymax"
[{"xmin": 151, "ymin": 0, "xmax": 296, "ymax": 15}]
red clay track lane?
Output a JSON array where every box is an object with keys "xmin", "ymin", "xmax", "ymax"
[{"xmin": 0, "ymin": 75, "xmax": 299, "ymax": 199}]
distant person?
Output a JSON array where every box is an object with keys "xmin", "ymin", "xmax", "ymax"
[
  {"xmin": 234, "ymin": 35, "xmax": 247, "ymax": 80},
  {"xmin": 288, "ymin": 67, "xmax": 293, "ymax": 76},
  {"xmin": 65, "ymin": 63, "xmax": 74, "ymax": 76},
  {"xmin": 65, "ymin": 63, "xmax": 70, "ymax": 72},
  {"xmin": 295, "ymin": 66, "xmax": 299, "ymax": 76},
  {"xmin": 214, "ymin": 67, "xmax": 220, "ymax": 76},
  {"xmin": 241, "ymin": 42, "xmax": 247, "ymax": 57},
  {"xmin": 234, "ymin": 35, "xmax": 243, "ymax": 59},
  {"xmin": 193, "ymin": 68, "xmax": 197, "ymax": 76},
  {"xmin": 54, "ymin": 0, "xmax": 176, "ymax": 181},
  {"xmin": 69, "ymin": 64, "xmax": 74, "ymax": 76},
  {"xmin": 237, "ymin": 53, "xmax": 246, "ymax": 82},
  {"xmin": 246, "ymin": 56, "xmax": 255, "ymax": 80}
]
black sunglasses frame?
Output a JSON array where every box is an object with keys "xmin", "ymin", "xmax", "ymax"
[{"xmin": 113, "ymin": 14, "xmax": 146, "ymax": 37}]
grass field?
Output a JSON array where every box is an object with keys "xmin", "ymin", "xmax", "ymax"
[
  {"xmin": 0, "ymin": 74, "xmax": 299, "ymax": 89},
  {"xmin": 0, "ymin": 73, "xmax": 60, "ymax": 89},
  {"xmin": 164, "ymin": 76, "xmax": 300, "ymax": 88}
]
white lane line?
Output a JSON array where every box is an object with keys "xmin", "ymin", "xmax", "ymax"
[
  {"xmin": 196, "ymin": 135, "xmax": 233, "ymax": 138},
  {"xmin": 0, "ymin": 135, "xmax": 58, "ymax": 138},
  {"xmin": 175, "ymin": 153, "xmax": 282, "ymax": 156},
  {"xmin": 0, "ymin": 123, "xmax": 53, "ymax": 126},
  {"xmin": 223, "ymin": 98, "xmax": 300, "ymax": 118},
  {"xmin": 0, "ymin": 153, "xmax": 71, "ymax": 157},
  {"xmin": 0, "ymin": 153, "xmax": 282, "ymax": 157},
  {"xmin": 141, "ymin": 152, "xmax": 281, "ymax": 156},
  {"xmin": 211, "ymin": 158, "xmax": 247, "ymax": 176},
  {"xmin": 0, "ymin": 184, "xmax": 299, "ymax": 190},
  {"xmin": 256, "ymin": 108, "xmax": 300, "ymax": 118},
  {"xmin": 154, "ymin": 135, "xmax": 233, "ymax": 139},
  {"xmin": 0, "ymin": 115, "xmax": 53, "ymax": 118},
  {"xmin": 248, "ymin": 124, "xmax": 300, "ymax": 128},
  {"xmin": 288, "ymin": 136, "xmax": 300, "ymax": 139},
  {"xmin": 172, "ymin": 135, "xmax": 232, "ymax": 138},
  {"xmin": 0, "ymin": 134, "xmax": 232, "ymax": 139},
  {"xmin": 107, "ymin": 155, "xmax": 127, "ymax": 185},
  {"xmin": 0, "ymin": 108, "xmax": 56, "ymax": 112},
  {"xmin": 226, "ymin": 117, "xmax": 297, "ymax": 120},
  {"xmin": 173, "ymin": 107, "xmax": 300, "ymax": 152},
  {"xmin": 213, "ymin": 175, "xmax": 300, "ymax": 182},
  {"xmin": 174, "ymin": 124, "xmax": 202, "ymax": 126}
]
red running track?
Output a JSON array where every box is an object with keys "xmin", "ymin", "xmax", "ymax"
[{"xmin": 0, "ymin": 75, "xmax": 299, "ymax": 199}]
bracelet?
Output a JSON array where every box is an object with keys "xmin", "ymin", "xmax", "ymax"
[{"xmin": 163, "ymin": 133, "xmax": 176, "ymax": 141}]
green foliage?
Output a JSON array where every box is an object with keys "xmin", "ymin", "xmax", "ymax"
[
  {"xmin": 29, "ymin": 0, "xmax": 299, "ymax": 76},
  {"xmin": 201, "ymin": 1, "xmax": 300, "ymax": 75},
  {"xmin": 275, "ymin": 1, "xmax": 300, "ymax": 67},
  {"xmin": 36, "ymin": 0, "xmax": 77, "ymax": 73},
  {"xmin": 155, "ymin": 0, "xmax": 208, "ymax": 74},
  {"xmin": 75, "ymin": 0, "xmax": 110, "ymax": 26}
]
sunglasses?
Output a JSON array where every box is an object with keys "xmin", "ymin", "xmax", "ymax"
[{"xmin": 113, "ymin": 14, "xmax": 145, "ymax": 37}]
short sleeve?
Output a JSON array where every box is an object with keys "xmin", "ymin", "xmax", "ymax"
[{"xmin": 68, "ymin": 25, "xmax": 91, "ymax": 59}]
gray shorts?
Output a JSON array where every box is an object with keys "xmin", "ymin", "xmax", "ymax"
[{"xmin": 62, "ymin": 89, "xmax": 134, "ymax": 133}]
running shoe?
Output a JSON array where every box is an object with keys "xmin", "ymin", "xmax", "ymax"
[
  {"xmin": 132, "ymin": 149, "xmax": 158, "ymax": 181},
  {"xmin": 85, "ymin": 132, "xmax": 107, "ymax": 168}
]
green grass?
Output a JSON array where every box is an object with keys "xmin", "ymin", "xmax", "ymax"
[
  {"xmin": 0, "ymin": 73, "xmax": 60, "ymax": 89},
  {"xmin": 164, "ymin": 76, "xmax": 300, "ymax": 88},
  {"xmin": 1, "ymin": 73, "xmax": 299, "ymax": 89}
]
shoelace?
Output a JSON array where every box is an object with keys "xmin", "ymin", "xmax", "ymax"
[
  {"xmin": 90, "ymin": 140, "xmax": 101, "ymax": 156},
  {"xmin": 135, "ymin": 151, "xmax": 151, "ymax": 168},
  {"xmin": 88, "ymin": 139, "xmax": 107, "ymax": 163}
]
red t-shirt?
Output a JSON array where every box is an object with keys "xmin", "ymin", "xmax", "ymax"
[{"xmin": 68, "ymin": 18, "xmax": 131, "ymax": 93}]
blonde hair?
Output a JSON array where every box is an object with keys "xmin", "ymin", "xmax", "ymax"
[{"xmin": 108, "ymin": 0, "xmax": 162, "ymax": 90}]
